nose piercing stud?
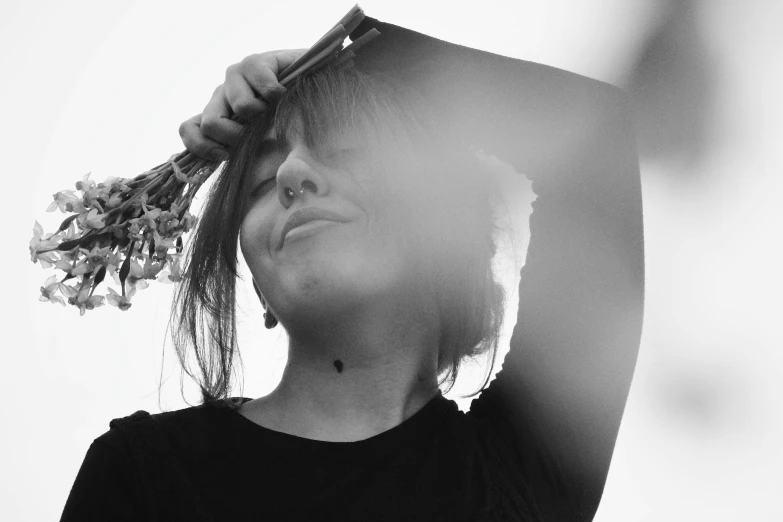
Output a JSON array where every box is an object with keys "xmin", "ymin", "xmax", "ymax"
[{"xmin": 284, "ymin": 186, "xmax": 308, "ymax": 199}]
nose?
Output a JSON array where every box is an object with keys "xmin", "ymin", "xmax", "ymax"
[{"xmin": 276, "ymin": 152, "xmax": 330, "ymax": 208}]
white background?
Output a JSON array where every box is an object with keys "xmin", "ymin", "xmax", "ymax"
[{"xmin": 4, "ymin": 1, "xmax": 782, "ymax": 520}]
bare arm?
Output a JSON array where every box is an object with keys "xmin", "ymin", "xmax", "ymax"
[{"xmin": 347, "ymin": 17, "xmax": 645, "ymax": 520}]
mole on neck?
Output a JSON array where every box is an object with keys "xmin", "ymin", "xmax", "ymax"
[{"xmin": 333, "ymin": 360, "xmax": 344, "ymax": 373}]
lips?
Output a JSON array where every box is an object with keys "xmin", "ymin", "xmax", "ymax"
[{"xmin": 278, "ymin": 207, "xmax": 350, "ymax": 249}]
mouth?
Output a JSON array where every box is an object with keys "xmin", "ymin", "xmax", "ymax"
[{"xmin": 278, "ymin": 207, "xmax": 351, "ymax": 250}]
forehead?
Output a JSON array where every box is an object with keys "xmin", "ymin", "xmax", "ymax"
[{"xmin": 255, "ymin": 116, "xmax": 389, "ymax": 163}]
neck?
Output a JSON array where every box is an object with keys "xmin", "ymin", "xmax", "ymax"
[{"xmin": 250, "ymin": 298, "xmax": 441, "ymax": 442}]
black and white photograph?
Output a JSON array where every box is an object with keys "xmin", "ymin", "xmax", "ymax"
[{"xmin": 6, "ymin": 1, "xmax": 781, "ymax": 520}]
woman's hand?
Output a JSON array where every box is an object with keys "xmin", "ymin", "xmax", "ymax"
[{"xmin": 179, "ymin": 49, "xmax": 307, "ymax": 161}]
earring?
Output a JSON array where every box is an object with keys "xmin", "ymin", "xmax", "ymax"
[
  {"xmin": 253, "ymin": 279, "xmax": 277, "ymax": 329},
  {"xmin": 264, "ymin": 310, "xmax": 278, "ymax": 329}
]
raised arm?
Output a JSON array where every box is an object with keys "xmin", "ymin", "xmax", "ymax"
[{"xmin": 349, "ymin": 17, "xmax": 645, "ymax": 520}]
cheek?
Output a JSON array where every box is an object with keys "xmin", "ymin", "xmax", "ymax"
[
  {"xmin": 366, "ymin": 175, "xmax": 428, "ymax": 248},
  {"xmin": 354, "ymin": 168, "xmax": 416, "ymax": 239},
  {"xmin": 371, "ymin": 168, "xmax": 457, "ymax": 283},
  {"xmin": 239, "ymin": 207, "xmax": 273, "ymax": 274}
]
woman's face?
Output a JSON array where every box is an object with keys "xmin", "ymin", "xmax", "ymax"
[{"xmin": 239, "ymin": 120, "xmax": 426, "ymax": 327}]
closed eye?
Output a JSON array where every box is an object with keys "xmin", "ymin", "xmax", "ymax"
[{"xmin": 250, "ymin": 177, "xmax": 277, "ymax": 199}]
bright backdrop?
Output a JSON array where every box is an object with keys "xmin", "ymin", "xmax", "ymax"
[{"xmin": 4, "ymin": 1, "xmax": 781, "ymax": 520}]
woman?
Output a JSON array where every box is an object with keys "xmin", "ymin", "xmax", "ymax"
[{"xmin": 60, "ymin": 15, "xmax": 644, "ymax": 522}]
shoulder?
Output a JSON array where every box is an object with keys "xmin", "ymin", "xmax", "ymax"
[
  {"xmin": 94, "ymin": 397, "xmax": 246, "ymax": 455},
  {"xmin": 67, "ymin": 399, "xmax": 246, "ymax": 522}
]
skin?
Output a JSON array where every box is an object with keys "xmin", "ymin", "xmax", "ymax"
[
  {"xmin": 236, "ymin": 121, "xmax": 442, "ymax": 442},
  {"xmin": 181, "ymin": 49, "xmax": 447, "ymax": 442},
  {"xmin": 179, "ymin": 49, "xmax": 308, "ymax": 161}
]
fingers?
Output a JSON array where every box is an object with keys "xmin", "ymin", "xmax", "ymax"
[
  {"xmin": 224, "ymin": 64, "xmax": 268, "ymax": 122},
  {"xmin": 237, "ymin": 55, "xmax": 286, "ymax": 107},
  {"xmin": 178, "ymin": 49, "xmax": 309, "ymax": 160},
  {"xmin": 200, "ymin": 84, "xmax": 245, "ymax": 147},
  {"xmin": 234, "ymin": 49, "xmax": 308, "ymax": 105},
  {"xmin": 271, "ymin": 48, "xmax": 310, "ymax": 73},
  {"xmin": 179, "ymin": 113, "xmax": 230, "ymax": 162}
]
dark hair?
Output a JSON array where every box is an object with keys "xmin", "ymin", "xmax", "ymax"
[{"xmin": 168, "ymin": 63, "xmax": 506, "ymax": 410}]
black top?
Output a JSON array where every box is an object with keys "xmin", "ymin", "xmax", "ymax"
[
  {"xmin": 61, "ymin": 392, "xmax": 546, "ymax": 521},
  {"xmin": 59, "ymin": 15, "xmax": 645, "ymax": 522}
]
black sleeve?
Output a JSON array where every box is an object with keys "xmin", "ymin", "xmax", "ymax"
[
  {"xmin": 60, "ymin": 437, "xmax": 145, "ymax": 521},
  {"xmin": 350, "ymin": 17, "xmax": 646, "ymax": 521}
]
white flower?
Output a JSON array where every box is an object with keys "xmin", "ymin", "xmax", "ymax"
[
  {"xmin": 39, "ymin": 275, "xmax": 65, "ymax": 306},
  {"xmin": 29, "ymin": 221, "xmax": 62, "ymax": 267},
  {"xmin": 120, "ymin": 259, "xmax": 148, "ymax": 291},
  {"xmin": 69, "ymin": 285, "xmax": 104, "ymax": 316},
  {"xmin": 75, "ymin": 172, "xmax": 96, "ymax": 192},
  {"xmin": 106, "ymin": 286, "xmax": 136, "ymax": 311},
  {"xmin": 47, "ymin": 190, "xmax": 85, "ymax": 213},
  {"xmin": 77, "ymin": 208, "xmax": 106, "ymax": 230}
]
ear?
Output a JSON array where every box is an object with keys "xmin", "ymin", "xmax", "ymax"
[{"xmin": 252, "ymin": 279, "xmax": 265, "ymax": 308}]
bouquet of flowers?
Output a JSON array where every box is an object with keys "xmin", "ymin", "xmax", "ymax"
[{"xmin": 29, "ymin": 4, "xmax": 378, "ymax": 315}]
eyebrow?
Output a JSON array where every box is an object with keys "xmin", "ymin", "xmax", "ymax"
[{"xmin": 256, "ymin": 137, "xmax": 290, "ymax": 156}]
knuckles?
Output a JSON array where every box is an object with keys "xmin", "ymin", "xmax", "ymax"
[
  {"xmin": 178, "ymin": 117, "xmax": 202, "ymax": 155},
  {"xmin": 225, "ymin": 62, "xmax": 240, "ymax": 77},
  {"xmin": 232, "ymin": 97, "xmax": 265, "ymax": 118},
  {"xmin": 181, "ymin": 50, "xmax": 301, "ymax": 156},
  {"xmin": 199, "ymin": 116, "xmax": 221, "ymax": 140}
]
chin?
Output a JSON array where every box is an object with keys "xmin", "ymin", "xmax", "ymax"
[
  {"xmin": 250, "ymin": 223, "xmax": 416, "ymax": 328},
  {"xmin": 270, "ymin": 253, "xmax": 403, "ymax": 326}
]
